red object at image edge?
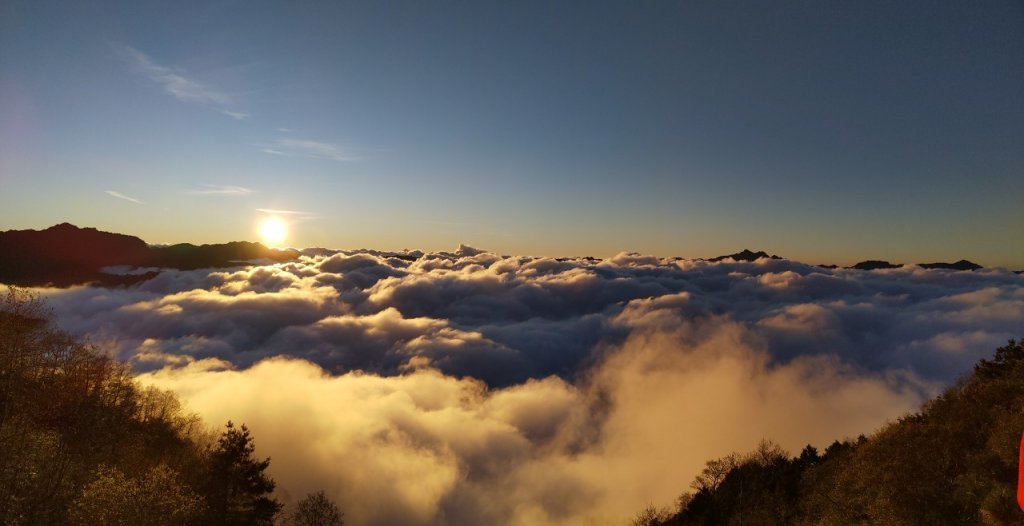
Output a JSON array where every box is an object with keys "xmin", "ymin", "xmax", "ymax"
[{"xmin": 1018, "ymin": 433, "xmax": 1024, "ymax": 512}]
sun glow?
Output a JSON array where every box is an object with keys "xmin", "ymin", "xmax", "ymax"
[{"xmin": 258, "ymin": 217, "xmax": 287, "ymax": 246}]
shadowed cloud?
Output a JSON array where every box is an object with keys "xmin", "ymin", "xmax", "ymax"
[{"xmin": 14, "ymin": 244, "xmax": 1023, "ymax": 525}]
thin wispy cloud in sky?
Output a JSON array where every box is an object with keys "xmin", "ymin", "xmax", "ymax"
[
  {"xmin": 114, "ymin": 43, "xmax": 247, "ymax": 120},
  {"xmin": 255, "ymin": 208, "xmax": 307, "ymax": 215},
  {"xmin": 261, "ymin": 138, "xmax": 355, "ymax": 162},
  {"xmin": 104, "ymin": 190, "xmax": 144, "ymax": 204},
  {"xmin": 255, "ymin": 208, "xmax": 317, "ymax": 222},
  {"xmin": 114, "ymin": 44, "xmax": 227, "ymax": 104},
  {"xmin": 186, "ymin": 184, "xmax": 254, "ymax": 196},
  {"xmin": 220, "ymin": 110, "xmax": 249, "ymax": 121}
]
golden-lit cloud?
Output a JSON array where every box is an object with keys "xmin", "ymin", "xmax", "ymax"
[
  {"xmin": 28, "ymin": 248, "xmax": 1024, "ymax": 524},
  {"xmin": 137, "ymin": 312, "xmax": 925, "ymax": 525}
]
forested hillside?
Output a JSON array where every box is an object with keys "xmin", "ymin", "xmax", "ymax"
[
  {"xmin": 634, "ymin": 339, "xmax": 1024, "ymax": 525},
  {"xmin": 0, "ymin": 288, "xmax": 339, "ymax": 525}
]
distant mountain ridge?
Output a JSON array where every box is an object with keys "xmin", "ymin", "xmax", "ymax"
[
  {"xmin": 704, "ymin": 252, "xmax": 987, "ymax": 272},
  {"xmin": 0, "ymin": 223, "xmax": 299, "ymax": 286},
  {"xmin": 851, "ymin": 260, "xmax": 902, "ymax": 270},
  {"xmin": 152, "ymin": 241, "xmax": 299, "ymax": 270},
  {"xmin": 708, "ymin": 249, "xmax": 783, "ymax": 262},
  {"xmin": 849, "ymin": 259, "xmax": 983, "ymax": 271},
  {"xmin": 0, "ymin": 224, "xmax": 1006, "ymax": 287},
  {"xmin": 919, "ymin": 259, "xmax": 984, "ymax": 271}
]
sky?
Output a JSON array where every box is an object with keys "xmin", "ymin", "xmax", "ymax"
[{"xmin": 1, "ymin": 0, "xmax": 1022, "ymax": 267}]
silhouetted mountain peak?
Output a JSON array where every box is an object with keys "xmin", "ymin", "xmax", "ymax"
[
  {"xmin": 709, "ymin": 249, "xmax": 783, "ymax": 262},
  {"xmin": 918, "ymin": 259, "xmax": 982, "ymax": 271},
  {"xmin": 850, "ymin": 259, "xmax": 984, "ymax": 271},
  {"xmin": 0, "ymin": 223, "xmax": 151, "ymax": 269},
  {"xmin": 153, "ymin": 241, "xmax": 299, "ymax": 270},
  {"xmin": 851, "ymin": 260, "xmax": 901, "ymax": 270},
  {"xmin": 0, "ymin": 224, "xmax": 299, "ymax": 286}
]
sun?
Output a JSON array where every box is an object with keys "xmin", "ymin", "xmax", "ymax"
[{"xmin": 258, "ymin": 217, "xmax": 287, "ymax": 246}]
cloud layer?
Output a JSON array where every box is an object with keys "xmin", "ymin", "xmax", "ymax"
[
  {"xmin": 28, "ymin": 249, "xmax": 1024, "ymax": 525},
  {"xmin": 138, "ymin": 313, "xmax": 923, "ymax": 526},
  {"xmin": 39, "ymin": 249, "xmax": 1023, "ymax": 385}
]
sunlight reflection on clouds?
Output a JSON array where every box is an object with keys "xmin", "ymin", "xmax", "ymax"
[{"xmin": 31, "ymin": 248, "xmax": 1024, "ymax": 525}]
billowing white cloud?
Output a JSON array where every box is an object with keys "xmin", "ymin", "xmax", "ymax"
[
  {"xmin": 35, "ymin": 249, "xmax": 1024, "ymax": 384},
  {"xmin": 137, "ymin": 312, "xmax": 926, "ymax": 526},
  {"xmin": 24, "ymin": 248, "xmax": 1023, "ymax": 525}
]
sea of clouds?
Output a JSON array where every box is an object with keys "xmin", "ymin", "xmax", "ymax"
[{"xmin": 32, "ymin": 247, "xmax": 1024, "ymax": 525}]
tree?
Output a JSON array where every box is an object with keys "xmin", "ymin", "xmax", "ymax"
[
  {"xmin": 0, "ymin": 286, "xmax": 133, "ymax": 523},
  {"xmin": 69, "ymin": 464, "xmax": 203, "ymax": 525},
  {"xmin": 630, "ymin": 504, "xmax": 671, "ymax": 526},
  {"xmin": 690, "ymin": 454, "xmax": 739, "ymax": 493},
  {"xmin": 640, "ymin": 337, "xmax": 1024, "ymax": 525},
  {"xmin": 289, "ymin": 491, "xmax": 344, "ymax": 526},
  {"xmin": 202, "ymin": 421, "xmax": 281, "ymax": 525},
  {"xmin": 0, "ymin": 288, "xmax": 278, "ymax": 524}
]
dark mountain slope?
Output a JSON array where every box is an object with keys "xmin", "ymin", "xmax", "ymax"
[
  {"xmin": 0, "ymin": 224, "xmax": 299, "ymax": 286},
  {"xmin": 851, "ymin": 259, "xmax": 901, "ymax": 270},
  {"xmin": 920, "ymin": 259, "xmax": 983, "ymax": 271},
  {"xmin": 151, "ymin": 241, "xmax": 298, "ymax": 270},
  {"xmin": 850, "ymin": 259, "xmax": 985, "ymax": 271}
]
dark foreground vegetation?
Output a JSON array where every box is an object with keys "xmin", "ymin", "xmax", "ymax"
[
  {"xmin": 633, "ymin": 339, "xmax": 1024, "ymax": 525},
  {"xmin": 0, "ymin": 288, "xmax": 341, "ymax": 525}
]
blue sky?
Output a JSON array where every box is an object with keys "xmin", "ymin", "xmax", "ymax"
[{"xmin": 1, "ymin": 1, "xmax": 1021, "ymax": 266}]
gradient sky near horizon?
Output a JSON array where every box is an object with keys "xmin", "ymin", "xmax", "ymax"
[{"xmin": 1, "ymin": 1, "xmax": 1022, "ymax": 267}]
